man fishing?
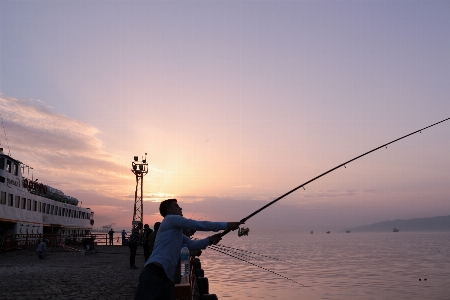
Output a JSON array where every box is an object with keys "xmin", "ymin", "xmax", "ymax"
[{"xmin": 134, "ymin": 198, "xmax": 242, "ymax": 300}]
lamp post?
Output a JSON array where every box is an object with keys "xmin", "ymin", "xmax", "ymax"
[{"xmin": 131, "ymin": 153, "xmax": 148, "ymax": 230}]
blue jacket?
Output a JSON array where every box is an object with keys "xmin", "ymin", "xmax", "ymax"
[{"xmin": 145, "ymin": 215, "xmax": 227, "ymax": 281}]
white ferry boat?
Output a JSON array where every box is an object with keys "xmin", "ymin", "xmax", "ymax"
[{"xmin": 0, "ymin": 148, "xmax": 94, "ymax": 238}]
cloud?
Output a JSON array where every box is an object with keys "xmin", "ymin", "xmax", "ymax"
[
  {"xmin": 0, "ymin": 94, "xmax": 130, "ymax": 194},
  {"xmin": 2, "ymin": 94, "xmax": 448, "ymax": 232},
  {"xmin": 232, "ymin": 184, "xmax": 253, "ymax": 188}
]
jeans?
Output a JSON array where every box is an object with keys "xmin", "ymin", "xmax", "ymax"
[
  {"xmin": 134, "ymin": 264, "xmax": 174, "ymax": 300},
  {"xmin": 143, "ymin": 244, "xmax": 150, "ymax": 262},
  {"xmin": 129, "ymin": 243, "xmax": 138, "ymax": 267}
]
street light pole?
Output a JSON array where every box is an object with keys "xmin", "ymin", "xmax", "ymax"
[{"xmin": 131, "ymin": 153, "xmax": 148, "ymax": 230}]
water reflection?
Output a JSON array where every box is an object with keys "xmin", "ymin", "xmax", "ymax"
[{"xmin": 197, "ymin": 232, "xmax": 450, "ymax": 300}]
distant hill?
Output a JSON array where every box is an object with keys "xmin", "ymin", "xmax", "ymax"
[{"xmin": 349, "ymin": 215, "xmax": 450, "ymax": 232}]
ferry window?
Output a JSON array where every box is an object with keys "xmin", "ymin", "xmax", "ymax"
[
  {"xmin": 13, "ymin": 163, "xmax": 18, "ymax": 176},
  {"xmin": 0, "ymin": 176, "xmax": 4, "ymax": 183},
  {"xmin": 15, "ymin": 196, "xmax": 20, "ymax": 208},
  {"xmin": 50, "ymin": 205, "xmax": 54, "ymax": 214},
  {"xmin": 8, "ymin": 194, "xmax": 13, "ymax": 206},
  {"xmin": 62, "ymin": 208, "xmax": 65, "ymax": 216},
  {"xmin": 42, "ymin": 203, "xmax": 47, "ymax": 213},
  {"xmin": 69, "ymin": 209, "xmax": 72, "ymax": 217},
  {"xmin": 27, "ymin": 199, "xmax": 31, "ymax": 210},
  {"xmin": 1, "ymin": 191, "xmax": 6, "ymax": 204},
  {"xmin": 38, "ymin": 202, "xmax": 41, "ymax": 212},
  {"xmin": 22, "ymin": 197, "xmax": 26, "ymax": 209},
  {"xmin": 6, "ymin": 160, "xmax": 11, "ymax": 173},
  {"xmin": 0, "ymin": 157, "xmax": 4, "ymax": 169},
  {"xmin": 33, "ymin": 200, "xmax": 37, "ymax": 211}
]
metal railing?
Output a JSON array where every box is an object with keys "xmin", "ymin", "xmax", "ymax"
[{"xmin": 0, "ymin": 232, "xmax": 109, "ymax": 252}]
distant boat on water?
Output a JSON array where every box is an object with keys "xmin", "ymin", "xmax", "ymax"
[
  {"xmin": 393, "ymin": 228, "xmax": 399, "ymax": 232},
  {"xmin": 326, "ymin": 231, "xmax": 330, "ymax": 234},
  {"xmin": 94, "ymin": 223, "xmax": 116, "ymax": 232},
  {"xmin": 310, "ymin": 231, "xmax": 313, "ymax": 234},
  {"xmin": 346, "ymin": 230, "xmax": 351, "ymax": 233}
]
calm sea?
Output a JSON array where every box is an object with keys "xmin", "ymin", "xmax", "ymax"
[{"xmin": 195, "ymin": 231, "xmax": 450, "ymax": 300}]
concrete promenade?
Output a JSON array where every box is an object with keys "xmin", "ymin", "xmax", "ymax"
[{"xmin": 0, "ymin": 245, "xmax": 144, "ymax": 300}]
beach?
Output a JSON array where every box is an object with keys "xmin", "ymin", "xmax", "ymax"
[{"xmin": 0, "ymin": 246, "xmax": 143, "ymax": 300}]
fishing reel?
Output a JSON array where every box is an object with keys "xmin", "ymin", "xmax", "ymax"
[{"xmin": 238, "ymin": 227, "xmax": 250, "ymax": 237}]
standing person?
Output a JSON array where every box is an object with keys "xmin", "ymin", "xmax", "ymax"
[
  {"xmin": 121, "ymin": 230, "xmax": 127, "ymax": 245},
  {"xmin": 108, "ymin": 228, "xmax": 114, "ymax": 245},
  {"xmin": 142, "ymin": 224, "xmax": 153, "ymax": 262},
  {"xmin": 128, "ymin": 223, "xmax": 143, "ymax": 269},
  {"xmin": 147, "ymin": 221, "xmax": 161, "ymax": 257},
  {"xmin": 134, "ymin": 199, "xmax": 242, "ymax": 300},
  {"xmin": 36, "ymin": 239, "xmax": 50, "ymax": 259}
]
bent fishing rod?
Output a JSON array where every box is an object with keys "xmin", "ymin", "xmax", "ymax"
[{"xmin": 218, "ymin": 118, "xmax": 449, "ymax": 238}]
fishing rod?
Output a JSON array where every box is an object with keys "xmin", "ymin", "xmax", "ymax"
[
  {"xmin": 219, "ymin": 118, "xmax": 450, "ymax": 238},
  {"xmin": 208, "ymin": 244, "xmax": 315, "ymax": 290}
]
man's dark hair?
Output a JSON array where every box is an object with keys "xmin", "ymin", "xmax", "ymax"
[
  {"xmin": 153, "ymin": 222, "xmax": 161, "ymax": 231},
  {"xmin": 159, "ymin": 199, "xmax": 177, "ymax": 217}
]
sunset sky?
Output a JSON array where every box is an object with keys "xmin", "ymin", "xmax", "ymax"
[{"xmin": 0, "ymin": 0, "xmax": 449, "ymax": 233}]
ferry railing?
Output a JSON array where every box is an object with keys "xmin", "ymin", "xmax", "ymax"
[
  {"xmin": 1, "ymin": 233, "xmax": 44, "ymax": 251},
  {"xmin": 89, "ymin": 233, "xmax": 108, "ymax": 245},
  {"xmin": 0, "ymin": 233, "xmax": 106, "ymax": 252}
]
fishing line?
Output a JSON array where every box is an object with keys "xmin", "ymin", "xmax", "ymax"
[
  {"xmin": 218, "ymin": 118, "xmax": 450, "ymax": 238},
  {"xmin": 214, "ymin": 244, "xmax": 288, "ymax": 263},
  {"xmin": 212, "ymin": 244, "xmax": 269, "ymax": 262},
  {"xmin": 192, "ymin": 236, "xmax": 286, "ymax": 263},
  {"xmin": 209, "ymin": 244, "xmax": 315, "ymax": 291},
  {"xmin": 189, "ymin": 203, "xmax": 200, "ymax": 219}
]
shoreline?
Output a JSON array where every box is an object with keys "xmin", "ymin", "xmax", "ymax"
[{"xmin": 0, "ymin": 245, "xmax": 143, "ymax": 300}]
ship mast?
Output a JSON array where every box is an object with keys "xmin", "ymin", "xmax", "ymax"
[{"xmin": 131, "ymin": 153, "xmax": 148, "ymax": 230}]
